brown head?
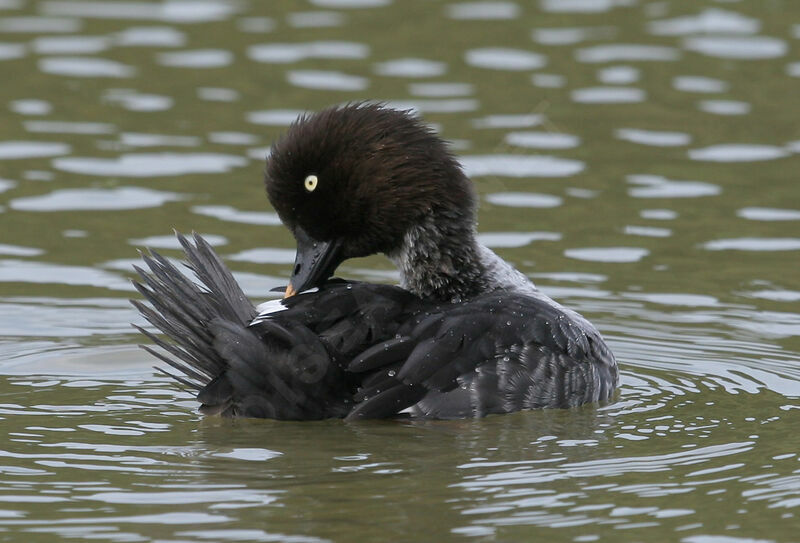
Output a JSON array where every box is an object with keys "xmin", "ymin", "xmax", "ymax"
[{"xmin": 265, "ymin": 102, "xmax": 476, "ymax": 296}]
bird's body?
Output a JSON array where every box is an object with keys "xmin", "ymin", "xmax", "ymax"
[{"xmin": 133, "ymin": 103, "xmax": 618, "ymax": 420}]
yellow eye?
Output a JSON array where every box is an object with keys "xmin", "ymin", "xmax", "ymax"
[{"xmin": 304, "ymin": 174, "xmax": 318, "ymax": 192}]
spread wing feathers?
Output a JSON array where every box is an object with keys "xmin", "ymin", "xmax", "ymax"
[
  {"xmin": 345, "ymin": 294, "xmax": 618, "ymax": 420},
  {"xmin": 132, "ymin": 232, "xmax": 351, "ymax": 420}
]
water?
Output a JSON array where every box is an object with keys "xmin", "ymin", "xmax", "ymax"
[{"xmin": 1, "ymin": 1, "xmax": 799, "ymax": 541}]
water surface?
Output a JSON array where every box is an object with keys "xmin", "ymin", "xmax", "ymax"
[{"xmin": 1, "ymin": 1, "xmax": 799, "ymax": 541}]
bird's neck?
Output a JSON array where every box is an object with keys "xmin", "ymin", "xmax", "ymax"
[{"xmin": 388, "ymin": 213, "xmax": 533, "ymax": 302}]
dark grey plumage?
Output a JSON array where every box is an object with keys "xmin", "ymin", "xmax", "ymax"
[{"xmin": 132, "ymin": 102, "xmax": 619, "ymax": 420}]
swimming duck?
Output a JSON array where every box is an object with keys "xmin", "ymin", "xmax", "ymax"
[{"xmin": 133, "ymin": 102, "xmax": 617, "ymax": 420}]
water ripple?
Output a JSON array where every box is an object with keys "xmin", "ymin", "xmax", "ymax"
[
  {"xmin": 461, "ymin": 154, "xmax": 584, "ymax": 177},
  {"xmin": 447, "ymin": 2, "xmax": 519, "ymax": 20},
  {"xmin": 576, "ymin": 44, "xmax": 679, "ymax": 63},
  {"xmin": 627, "ymin": 175, "xmax": 720, "ymax": 198},
  {"xmin": 688, "ymin": 145, "xmax": 789, "ymax": 163},
  {"xmin": 40, "ymin": 0, "xmax": 241, "ymax": 23},
  {"xmin": 112, "ymin": 26, "xmax": 186, "ymax": 47},
  {"xmin": 684, "ymin": 36, "xmax": 787, "ymax": 59},
  {"xmin": 698, "ymin": 100, "xmax": 750, "ymax": 116},
  {"xmin": 52, "ymin": 152, "xmax": 247, "ymax": 176},
  {"xmin": 465, "ymin": 47, "xmax": 546, "ymax": 70},
  {"xmin": 287, "ymin": 70, "xmax": 368, "ymax": 91},
  {"xmin": 0, "ymin": 141, "xmax": 70, "ymax": 159},
  {"xmin": 374, "ymin": 58, "xmax": 446, "ymax": 77},
  {"xmin": 648, "ymin": 8, "xmax": 760, "ymax": 36},
  {"xmin": 737, "ymin": 207, "xmax": 800, "ymax": 221},
  {"xmin": 156, "ymin": 49, "xmax": 233, "ymax": 68},
  {"xmin": 32, "ymin": 35, "xmax": 110, "ymax": 54},
  {"xmin": 248, "ymin": 41, "xmax": 368, "ymax": 63},
  {"xmin": 10, "ymin": 187, "xmax": 183, "ymax": 211},
  {"xmin": 616, "ymin": 128, "xmax": 691, "ymax": 147},
  {"xmin": 39, "ymin": 56, "xmax": 135, "ymax": 77},
  {"xmin": 564, "ymin": 247, "xmax": 649, "ymax": 263},
  {"xmin": 571, "ymin": 87, "xmax": 645, "ymax": 104},
  {"xmin": 485, "ymin": 192, "xmax": 563, "ymax": 208},
  {"xmin": 505, "ymin": 131, "xmax": 580, "ymax": 149},
  {"xmin": 702, "ymin": 238, "xmax": 800, "ymax": 252}
]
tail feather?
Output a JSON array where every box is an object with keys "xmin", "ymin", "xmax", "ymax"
[
  {"xmin": 132, "ymin": 232, "xmax": 354, "ymax": 420},
  {"xmin": 132, "ymin": 232, "xmax": 258, "ymax": 390}
]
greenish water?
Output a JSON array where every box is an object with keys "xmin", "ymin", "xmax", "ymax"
[{"xmin": 1, "ymin": 1, "xmax": 799, "ymax": 541}]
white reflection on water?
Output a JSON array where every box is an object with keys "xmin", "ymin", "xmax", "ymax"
[
  {"xmin": 129, "ymin": 234, "xmax": 228, "ymax": 249},
  {"xmin": 287, "ymin": 70, "xmax": 368, "ymax": 91},
  {"xmin": 461, "ymin": 154, "xmax": 584, "ymax": 177},
  {"xmin": 471, "ymin": 113, "xmax": 543, "ymax": 129},
  {"xmin": 246, "ymin": 109, "xmax": 305, "ymax": 125},
  {"xmin": 571, "ymin": 87, "xmax": 645, "ymax": 104},
  {"xmin": 465, "ymin": 48, "xmax": 546, "ymax": 71},
  {"xmin": 24, "ymin": 121, "xmax": 115, "ymax": 134},
  {"xmin": 688, "ymin": 144, "xmax": 789, "ymax": 162},
  {"xmin": 0, "ymin": 244, "xmax": 44, "ymax": 257},
  {"xmin": 53, "ymin": 152, "xmax": 247, "ymax": 176},
  {"xmin": 248, "ymin": 41, "xmax": 368, "ymax": 63},
  {"xmin": 0, "ymin": 179, "xmax": 16, "ymax": 193},
  {"xmin": 0, "ymin": 261, "xmax": 132, "ymax": 291},
  {"xmin": 0, "ymin": 298, "xmax": 137, "ymax": 337},
  {"xmin": 698, "ymin": 100, "xmax": 750, "ymax": 116},
  {"xmin": 112, "ymin": 26, "xmax": 186, "ymax": 47},
  {"xmin": 208, "ymin": 131, "xmax": 259, "ymax": 145},
  {"xmin": 9, "ymin": 98, "xmax": 52, "ymax": 115},
  {"xmin": 623, "ymin": 225, "xmax": 672, "ymax": 238},
  {"xmin": 737, "ymin": 207, "xmax": 800, "ymax": 221},
  {"xmin": 597, "ymin": 65, "xmax": 639, "ymax": 84},
  {"xmin": 485, "ymin": 192, "xmax": 563, "ymax": 208},
  {"xmin": 0, "ymin": 16, "xmax": 81, "ymax": 33},
  {"xmin": 40, "ymin": 0, "xmax": 241, "ymax": 23},
  {"xmin": 447, "ymin": 2, "xmax": 519, "ymax": 20},
  {"xmin": 683, "ymin": 36, "xmax": 787, "ymax": 59},
  {"xmin": 532, "ymin": 26, "xmax": 615, "ymax": 46},
  {"xmin": 576, "ymin": 44, "xmax": 679, "ymax": 63},
  {"xmin": 672, "ymin": 75, "xmax": 728, "ymax": 93},
  {"xmin": 156, "ymin": 49, "xmax": 233, "ymax": 68},
  {"xmin": 702, "ymin": 238, "xmax": 800, "ymax": 252},
  {"xmin": 103, "ymin": 89, "xmax": 174, "ymax": 112},
  {"xmin": 627, "ymin": 175, "xmax": 720, "ymax": 198},
  {"xmin": 616, "ymin": 129, "xmax": 691, "ymax": 147},
  {"xmin": 310, "ymin": 0, "xmax": 391, "ymax": 7},
  {"xmin": 408, "ymin": 82, "xmax": 473, "ymax": 97},
  {"xmin": 227, "ymin": 248, "xmax": 297, "ymax": 264},
  {"xmin": 648, "ymin": 8, "xmax": 760, "ymax": 36},
  {"xmin": 192, "ymin": 205, "xmax": 281, "ymax": 226},
  {"xmin": 0, "ymin": 141, "xmax": 70, "ymax": 159},
  {"xmin": 564, "ymin": 247, "xmax": 649, "ymax": 263},
  {"xmin": 0, "ymin": 42, "xmax": 26, "ymax": 60},
  {"xmin": 39, "ymin": 56, "xmax": 135, "ymax": 78},
  {"xmin": 505, "ymin": 131, "xmax": 580, "ymax": 149},
  {"xmin": 116, "ymin": 132, "xmax": 199, "ymax": 147},
  {"xmin": 539, "ymin": 0, "xmax": 633, "ymax": 14},
  {"xmin": 10, "ymin": 187, "xmax": 183, "ymax": 211},
  {"xmin": 374, "ymin": 58, "xmax": 446, "ymax": 77},
  {"xmin": 32, "ymin": 35, "xmax": 110, "ymax": 54},
  {"xmin": 477, "ymin": 231, "xmax": 561, "ymax": 248}
]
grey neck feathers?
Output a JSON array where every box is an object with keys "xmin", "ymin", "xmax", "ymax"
[{"xmin": 388, "ymin": 214, "xmax": 537, "ymax": 302}]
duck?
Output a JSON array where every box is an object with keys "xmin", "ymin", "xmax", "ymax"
[{"xmin": 132, "ymin": 102, "xmax": 618, "ymax": 421}]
